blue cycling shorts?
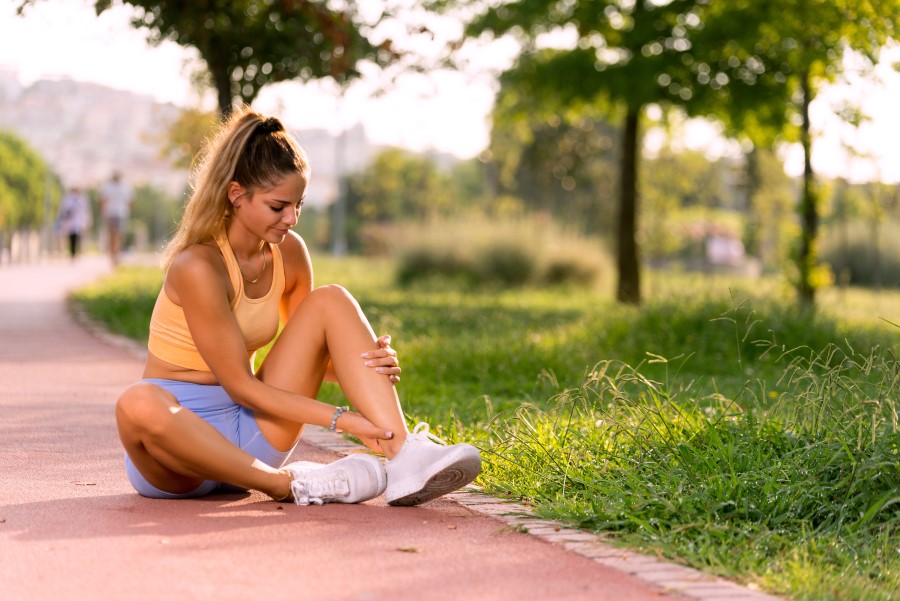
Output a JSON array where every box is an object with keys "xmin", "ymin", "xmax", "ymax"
[{"xmin": 124, "ymin": 378, "xmax": 297, "ymax": 499}]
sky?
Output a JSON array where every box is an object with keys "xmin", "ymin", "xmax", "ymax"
[{"xmin": 1, "ymin": 0, "xmax": 899, "ymax": 183}]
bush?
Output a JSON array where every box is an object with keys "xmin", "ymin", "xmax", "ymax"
[
  {"xmin": 389, "ymin": 217, "xmax": 609, "ymax": 289},
  {"xmin": 821, "ymin": 219, "xmax": 900, "ymax": 288}
]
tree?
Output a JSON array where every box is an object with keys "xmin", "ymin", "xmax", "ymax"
[
  {"xmin": 128, "ymin": 183, "xmax": 183, "ymax": 248},
  {"xmin": 690, "ymin": 0, "xmax": 900, "ymax": 304},
  {"xmin": 446, "ymin": 0, "xmax": 744, "ymax": 304},
  {"xmin": 0, "ymin": 130, "xmax": 60, "ymax": 235},
  {"xmin": 341, "ymin": 148, "xmax": 451, "ymax": 251},
  {"xmin": 157, "ymin": 107, "xmax": 220, "ymax": 169},
  {"xmin": 489, "ymin": 82, "xmax": 620, "ymax": 237},
  {"xmin": 19, "ymin": 0, "xmax": 399, "ymax": 118}
]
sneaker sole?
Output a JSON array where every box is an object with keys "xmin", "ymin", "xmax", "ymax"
[{"xmin": 387, "ymin": 453, "xmax": 482, "ymax": 507}]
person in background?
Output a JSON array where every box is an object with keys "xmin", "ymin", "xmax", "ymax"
[
  {"xmin": 57, "ymin": 186, "xmax": 92, "ymax": 260},
  {"xmin": 114, "ymin": 107, "xmax": 481, "ymax": 506},
  {"xmin": 99, "ymin": 171, "xmax": 133, "ymax": 266}
]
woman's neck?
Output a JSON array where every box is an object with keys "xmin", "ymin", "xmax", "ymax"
[{"xmin": 226, "ymin": 225, "xmax": 266, "ymax": 261}]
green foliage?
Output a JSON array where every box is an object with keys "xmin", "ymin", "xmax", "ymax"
[
  {"xmin": 644, "ymin": 148, "xmax": 727, "ymax": 211},
  {"xmin": 390, "ymin": 217, "xmax": 610, "ymax": 289},
  {"xmin": 347, "ymin": 148, "xmax": 453, "ymax": 221},
  {"xmin": 451, "ymin": 0, "xmax": 781, "ymax": 304},
  {"xmin": 694, "ymin": 0, "xmax": 900, "ymax": 305},
  {"xmin": 70, "ymin": 267, "xmax": 163, "ymax": 342},
  {"xmin": 128, "ymin": 184, "xmax": 184, "ymax": 249},
  {"xmin": 642, "ymin": 207, "xmax": 742, "ymax": 264},
  {"xmin": 84, "ymin": 0, "xmax": 398, "ymax": 116},
  {"xmin": 821, "ymin": 219, "xmax": 900, "ymax": 288},
  {"xmin": 343, "ymin": 149, "xmax": 488, "ymax": 253},
  {"xmin": 0, "ymin": 129, "xmax": 61, "ymax": 233},
  {"xmin": 156, "ymin": 107, "xmax": 219, "ymax": 168},
  {"xmin": 489, "ymin": 90, "xmax": 619, "ymax": 236}
]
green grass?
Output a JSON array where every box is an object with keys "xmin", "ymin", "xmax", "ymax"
[
  {"xmin": 70, "ymin": 257, "xmax": 900, "ymax": 601},
  {"xmin": 70, "ymin": 266, "xmax": 162, "ymax": 342}
]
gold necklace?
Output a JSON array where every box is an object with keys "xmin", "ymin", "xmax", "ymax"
[{"xmin": 239, "ymin": 245, "xmax": 267, "ymax": 284}]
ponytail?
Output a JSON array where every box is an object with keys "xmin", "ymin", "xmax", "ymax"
[{"xmin": 162, "ymin": 107, "xmax": 309, "ymax": 270}]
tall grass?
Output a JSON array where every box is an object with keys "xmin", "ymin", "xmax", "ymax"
[{"xmin": 475, "ymin": 341, "xmax": 899, "ymax": 600}]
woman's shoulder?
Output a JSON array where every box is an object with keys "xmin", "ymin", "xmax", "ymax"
[
  {"xmin": 277, "ymin": 231, "xmax": 312, "ymax": 264},
  {"xmin": 278, "ymin": 231, "xmax": 313, "ymax": 293},
  {"xmin": 166, "ymin": 242, "xmax": 230, "ymax": 291}
]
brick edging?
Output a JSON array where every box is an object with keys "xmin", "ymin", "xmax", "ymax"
[
  {"xmin": 67, "ymin": 298, "xmax": 149, "ymax": 362},
  {"xmin": 303, "ymin": 425, "xmax": 786, "ymax": 601}
]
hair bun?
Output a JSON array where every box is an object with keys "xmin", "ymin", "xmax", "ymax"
[{"xmin": 256, "ymin": 117, "xmax": 283, "ymax": 135}]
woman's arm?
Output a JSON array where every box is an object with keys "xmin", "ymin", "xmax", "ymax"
[
  {"xmin": 278, "ymin": 232, "xmax": 400, "ymax": 383},
  {"xmin": 168, "ymin": 244, "xmax": 389, "ymax": 441}
]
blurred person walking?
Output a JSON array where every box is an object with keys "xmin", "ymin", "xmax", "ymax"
[
  {"xmin": 99, "ymin": 171, "xmax": 133, "ymax": 266},
  {"xmin": 57, "ymin": 186, "xmax": 92, "ymax": 260}
]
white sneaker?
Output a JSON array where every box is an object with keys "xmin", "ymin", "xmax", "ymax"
[
  {"xmin": 285, "ymin": 454, "xmax": 386, "ymax": 506},
  {"xmin": 385, "ymin": 423, "xmax": 482, "ymax": 506}
]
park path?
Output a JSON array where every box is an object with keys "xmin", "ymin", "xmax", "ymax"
[{"xmin": 0, "ymin": 254, "xmax": 781, "ymax": 601}]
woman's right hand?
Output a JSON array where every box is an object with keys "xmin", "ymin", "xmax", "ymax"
[{"xmin": 335, "ymin": 410, "xmax": 394, "ymax": 442}]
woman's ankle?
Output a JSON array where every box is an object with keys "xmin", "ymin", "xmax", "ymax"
[{"xmin": 267, "ymin": 470, "xmax": 293, "ymax": 502}]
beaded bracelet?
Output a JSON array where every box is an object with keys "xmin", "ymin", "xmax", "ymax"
[{"xmin": 330, "ymin": 406, "xmax": 350, "ymax": 432}]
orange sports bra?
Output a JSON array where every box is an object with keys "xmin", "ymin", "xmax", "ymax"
[{"xmin": 147, "ymin": 235, "xmax": 285, "ymax": 372}]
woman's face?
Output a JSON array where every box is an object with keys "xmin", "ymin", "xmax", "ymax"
[{"xmin": 231, "ymin": 172, "xmax": 307, "ymax": 243}]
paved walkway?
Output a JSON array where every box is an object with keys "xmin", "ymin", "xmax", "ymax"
[{"xmin": 0, "ymin": 255, "xmax": 782, "ymax": 601}]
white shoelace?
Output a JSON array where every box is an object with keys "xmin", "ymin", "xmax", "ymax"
[
  {"xmin": 407, "ymin": 422, "xmax": 447, "ymax": 445},
  {"xmin": 291, "ymin": 470, "xmax": 351, "ymax": 506}
]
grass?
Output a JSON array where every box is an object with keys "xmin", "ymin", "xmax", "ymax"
[{"xmin": 70, "ymin": 256, "xmax": 900, "ymax": 601}]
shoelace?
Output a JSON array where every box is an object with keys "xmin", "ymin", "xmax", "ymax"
[
  {"xmin": 291, "ymin": 470, "xmax": 351, "ymax": 506},
  {"xmin": 407, "ymin": 422, "xmax": 447, "ymax": 445}
]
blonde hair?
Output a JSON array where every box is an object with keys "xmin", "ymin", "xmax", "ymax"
[{"xmin": 162, "ymin": 106, "xmax": 310, "ymax": 269}]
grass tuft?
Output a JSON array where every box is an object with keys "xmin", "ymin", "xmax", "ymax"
[{"xmin": 476, "ymin": 348, "xmax": 899, "ymax": 600}]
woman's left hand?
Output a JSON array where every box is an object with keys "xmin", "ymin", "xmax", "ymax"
[{"xmin": 362, "ymin": 334, "xmax": 401, "ymax": 384}]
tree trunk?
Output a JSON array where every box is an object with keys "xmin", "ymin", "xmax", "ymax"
[
  {"xmin": 616, "ymin": 107, "xmax": 641, "ymax": 304},
  {"xmin": 743, "ymin": 146, "xmax": 762, "ymax": 259},
  {"xmin": 209, "ymin": 58, "xmax": 233, "ymax": 119},
  {"xmin": 797, "ymin": 71, "xmax": 818, "ymax": 306}
]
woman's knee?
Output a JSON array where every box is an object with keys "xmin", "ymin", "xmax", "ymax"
[
  {"xmin": 115, "ymin": 383, "xmax": 176, "ymax": 435},
  {"xmin": 306, "ymin": 284, "xmax": 355, "ymax": 309}
]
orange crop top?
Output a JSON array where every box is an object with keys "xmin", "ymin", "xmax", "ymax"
[{"xmin": 147, "ymin": 235, "xmax": 286, "ymax": 372}]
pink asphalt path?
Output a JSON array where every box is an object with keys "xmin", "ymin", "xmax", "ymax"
[{"xmin": 0, "ymin": 255, "xmax": 686, "ymax": 601}]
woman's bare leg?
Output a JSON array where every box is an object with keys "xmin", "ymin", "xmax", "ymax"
[
  {"xmin": 116, "ymin": 382, "xmax": 292, "ymax": 499},
  {"xmin": 256, "ymin": 284, "xmax": 409, "ymax": 457}
]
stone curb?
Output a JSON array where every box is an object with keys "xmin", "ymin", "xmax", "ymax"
[
  {"xmin": 68, "ymin": 299, "xmax": 150, "ymax": 362},
  {"xmin": 305, "ymin": 425, "xmax": 785, "ymax": 601},
  {"xmin": 69, "ymin": 308, "xmax": 786, "ymax": 601}
]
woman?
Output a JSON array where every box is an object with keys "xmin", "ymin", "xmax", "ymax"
[{"xmin": 116, "ymin": 107, "xmax": 481, "ymax": 506}]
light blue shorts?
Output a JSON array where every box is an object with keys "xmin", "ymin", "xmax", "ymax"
[{"xmin": 124, "ymin": 378, "xmax": 297, "ymax": 499}]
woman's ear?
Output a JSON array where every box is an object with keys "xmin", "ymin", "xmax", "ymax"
[{"xmin": 227, "ymin": 181, "xmax": 245, "ymax": 206}]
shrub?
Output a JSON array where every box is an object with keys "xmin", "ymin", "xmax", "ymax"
[
  {"xmin": 821, "ymin": 219, "xmax": 900, "ymax": 288},
  {"xmin": 388, "ymin": 217, "xmax": 609, "ymax": 289}
]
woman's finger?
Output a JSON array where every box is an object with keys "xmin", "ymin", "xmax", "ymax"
[
  {"xmin": 337, "ymin": 412, "xmax": 394, "ymax": 441},
  {"xmin": 361, "ymin": 348, "xmax": 397, "ymax": 360}
]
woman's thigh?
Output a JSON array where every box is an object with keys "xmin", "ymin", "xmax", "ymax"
[
  {"xmin": 117, "ymin": 381, "xmax": 211, "ymax": 497},
  {"xmin": 119, "ymin": 380, "xmax": 296, "ymax": 498}
]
